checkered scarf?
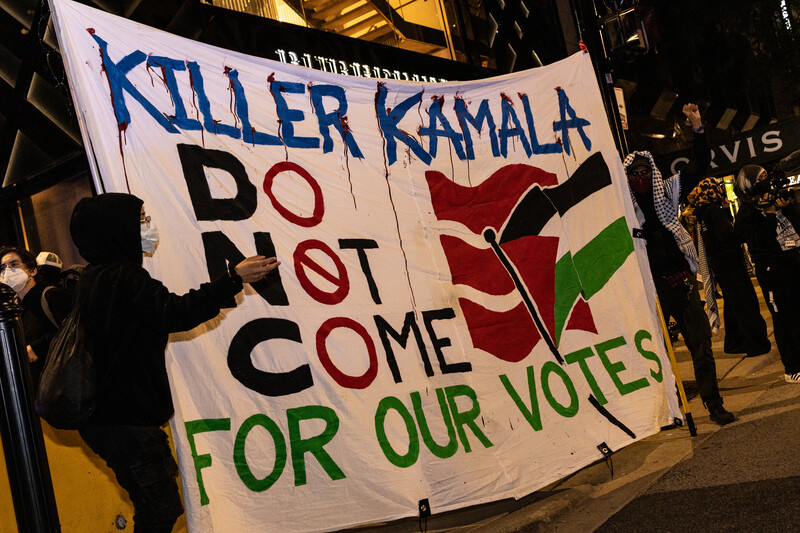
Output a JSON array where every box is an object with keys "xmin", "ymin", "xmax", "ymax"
[
  {"xmin": 695, "ymin": 220, "xmax": 720, "ymax": 332},
  {"xmin": 623, "ymin": 150, "xmax": 700, "ymax": 274},
  {"xmin": 775, "ymin": 211, "xmax": 800, "ymax": 251}
]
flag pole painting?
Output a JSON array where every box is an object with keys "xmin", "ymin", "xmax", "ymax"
[{"xmin": 50, "ymin": 0, "xmax": 682, "ymax": 529}]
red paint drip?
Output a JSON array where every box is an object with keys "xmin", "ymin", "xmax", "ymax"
[
  {"xmin": 416, "ymin": 89, "xmax": 425, "ymax": 151},
  {"xmin": 339, "ymin": 113, "xmax": 356, "ymax": 210},
  {"xmin": 117, "ymin": 121, "xmax": 130, "ymax": 192},
  {"xmin": 267, "ymin": 73, "xmax": 287, "ymax": 159},
  {"xmin": 453, "ymin": 95, "xmax": 473, "ymax": 186},
  {"xmin": 145, "ymin": 54, "xmax": 156, "ymax": 87},
  {"xmin": 374, "ymin": 81, "xmax": 416, "ymax": 308},
  {"xmin": 555, "ymin": 87, "xmax": 577, "ymax": 161},
  {"xmin": 448, "ymin": 134, "xmax": 455, "ymax": 185},
  {"xmin": 187, "ymin": 62, "xmax": 204, "ymax": 147},
  {"xmin": 224, "ymin": 66, "xmax": 240, "ymax": 130},
  {"xmin": 96, "ymin": 39, "xmax": 131, "ymax": 192},
  {"xmin": 161, "ymin": 66, "xmax": 173, "ymax": 106}
]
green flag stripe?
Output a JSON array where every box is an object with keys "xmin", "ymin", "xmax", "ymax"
[
  {"xmin": 554, "ymin": 217, "xmax": 634, "ymax": 344},
  {"xmin": 573, "ymin": 217, "xmax": 634, "ymax": 297},
  {"xmin": 554, "ymin": 252, "xmax": 582, "ymax": 345}
]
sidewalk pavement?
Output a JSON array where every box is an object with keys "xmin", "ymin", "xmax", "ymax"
[{"xmin": 351, "ymin": 287, "xmax": 797, "ymax": 532}]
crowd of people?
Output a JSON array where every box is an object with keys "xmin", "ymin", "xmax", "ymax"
[
  {"xmin": 621, "ymin": 103, "xmax": 800, "ymax": 429},
  {"xmin": 1, "ymin": 106, "xmax": 798, "ymax": 529}
]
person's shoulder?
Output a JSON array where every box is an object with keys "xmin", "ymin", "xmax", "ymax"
[
  {"xmin": 113, "ymin": 263, "xmax": 159, "ymax": 288},
  {"xmin": 702, "ymin": 203, "xmax": 726, "ymax": 216},
  {"xmin": 40, "ymin": 283, "xmax": 73, "ymax": 317},
  {"xmin": 41, "ymin": 283, "xmax": 71, "ymax": 300},
  {"xmin": 82, "ymin": 263, "xmax": 155, "ymax": 292},
  {"xmin": 91, "ymin": 262, "xmax": 149, "ymax": 277},
  {"xmin": 19, "ymin": 282, "xmax": 44, "ymax": 307},
  {"xmin": 26, "ymin": 282, "xmax": 46, "ymax": 298},
  {"xmin": 782, "ymin": 202, "xmax": 800, "ymax": 216}
]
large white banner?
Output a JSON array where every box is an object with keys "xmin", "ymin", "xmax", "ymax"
[{"xmin": 51, "ymin": 0, "xmax": 681, "ymax": 529}]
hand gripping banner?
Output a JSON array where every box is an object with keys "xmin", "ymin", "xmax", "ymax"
[{"xmin": 50, "ymin": 0, "xmax": 681, "ymax": 529}]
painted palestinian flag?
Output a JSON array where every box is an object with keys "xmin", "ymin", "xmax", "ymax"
[{"xmin": 426, "ymin": 152, "xmax": 634, "ymax": 364}]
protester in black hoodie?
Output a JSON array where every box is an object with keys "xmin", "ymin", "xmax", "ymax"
[{"xmin": 69, "ymin": 192, "xmax": 279, "ymax": 532}]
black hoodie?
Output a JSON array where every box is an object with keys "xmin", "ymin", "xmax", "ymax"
[{"xmin": 70, "ymin": 193, "xmax": 243, "ymax": 426}]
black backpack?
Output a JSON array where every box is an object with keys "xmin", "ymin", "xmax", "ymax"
[{"xmin": 34, "ymin": 304, "xmax": 96, "ymax": 429}]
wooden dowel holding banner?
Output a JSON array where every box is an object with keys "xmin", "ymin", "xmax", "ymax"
[{"xmin": 655, "ymin": 298, "xmax": 698, "ymax": 437}]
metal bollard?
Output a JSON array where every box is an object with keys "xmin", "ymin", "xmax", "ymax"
[{"xmin": 0, "ymin": 283, "xmax": 61, "ymax": 532}]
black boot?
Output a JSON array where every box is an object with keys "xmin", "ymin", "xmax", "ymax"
[{"xmin": 707, "ymin": 403, "xmax": 735, "ymax": 426}]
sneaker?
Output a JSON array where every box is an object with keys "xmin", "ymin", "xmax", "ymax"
[
  {"xmin": 708, "ymin": 405, "xmax": 735, "ymax": 426},
  {"xmin": 785, "ymin": 373, "xmax": 800, "ymax": 383}
]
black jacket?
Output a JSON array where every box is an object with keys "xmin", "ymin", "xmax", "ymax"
[
  {"xmin": 70, "ymin": 193, "xmax": 243, "ymax": 426},
  {"xmin": 694, "ymin": 203, "xmax": 742, "ymax": 260},
  {"xmin": 734, "ymin": 201, "xmax": 800, "ymax": 265}
]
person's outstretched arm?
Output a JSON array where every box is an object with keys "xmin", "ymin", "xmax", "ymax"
[
  {"xmin": 678, "ymin": 103, "xmax": 712, "ymax": 200},
  {"xmin": 133, "ymin": 255, "xmax": 281, "ymax": 334}
]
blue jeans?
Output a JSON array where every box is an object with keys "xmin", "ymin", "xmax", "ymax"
[{"xmin": 79, "ymin": 425, "xmax": 183, "ymax": 532}]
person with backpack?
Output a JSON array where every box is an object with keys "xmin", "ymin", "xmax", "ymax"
[
  {"xmin": 0, "ymin": 246, "xmax": 72, "ymax": 386},
  {"xmin": 68, "ymin": 192, "xmax": 278, "ymax": 532}
]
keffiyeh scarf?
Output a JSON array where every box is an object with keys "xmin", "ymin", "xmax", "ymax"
[{"xmin": 623, "ymin": 150, "xmax": 700, "ymax": 274}]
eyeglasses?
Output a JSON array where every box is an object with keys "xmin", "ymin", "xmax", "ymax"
[
  {"xmin": 140, "ymin": 215, "xmax": 151, "ymax": 228},
  {"xmin": 628, "ymin": 169, "xmax": 651, "ymax": 179},
  {"xmin": 0, "ymin": 259, "xmax": 23, "ymax": 273}
]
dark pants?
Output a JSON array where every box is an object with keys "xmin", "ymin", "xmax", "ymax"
[
  {"xmin": 655, "ymin": 276, "xmax": 723, "ymax": 407},
  {"xmin": 79, "ymin": 425, "xmax": 184, "ymax": 533},
  {"xmin": 709, "ymin": 253, "xmax": 770, "ymax": 356},
  {"xmin": 755, "ymin": 256, "xmax": 800, "ymax": 374}
]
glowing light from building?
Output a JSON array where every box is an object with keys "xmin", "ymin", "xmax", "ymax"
[{"xmin": 781, "ymin": 0, "xmax": 792, "ymax": 30}]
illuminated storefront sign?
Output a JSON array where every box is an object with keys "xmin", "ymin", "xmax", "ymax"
[
  {"xmin": 659, "ymin": 117, "xmax": 800, "ymax": 177},
  {"xmin": 274, "ymin": 48, "xmax": 448, "ymax": 82}
]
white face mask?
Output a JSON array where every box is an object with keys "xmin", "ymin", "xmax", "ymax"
[
  {"xmin": 141, "ymin": 220, "xmax": 160, "ymax": 254},
  {"xmin": 0, "ymin": 267, "xmax": 30, "ymax": 293}
]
